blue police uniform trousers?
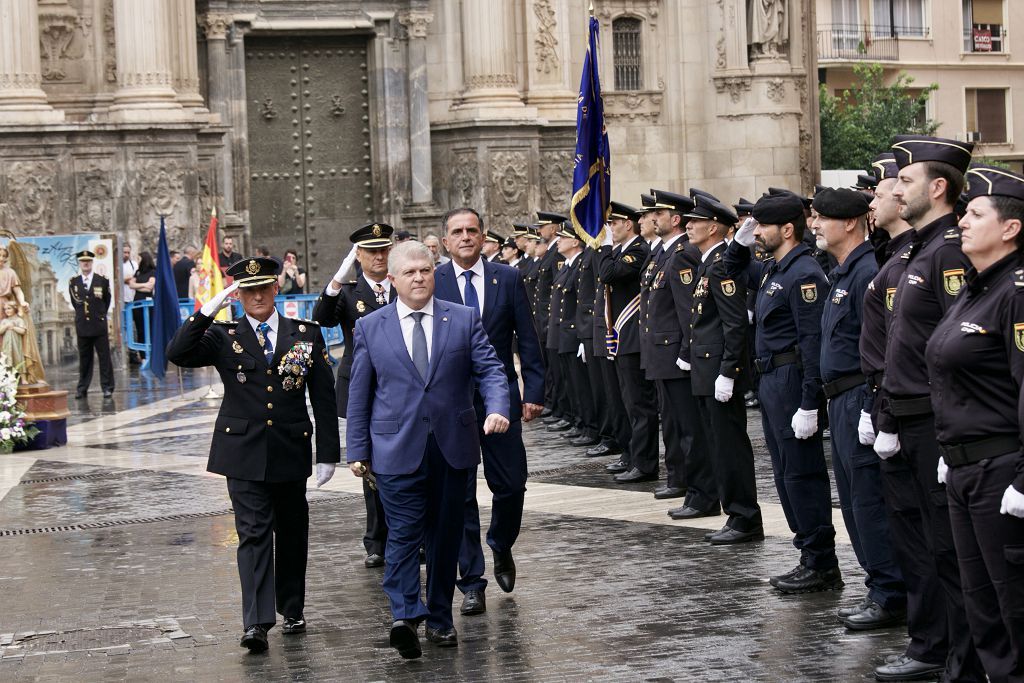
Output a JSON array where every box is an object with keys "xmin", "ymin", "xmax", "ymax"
[
  {"xmin": 828, "ymin": 385, "xmax": 905, "ymax": 608},
  {"xmin": 758, "ymin": 364, "xmax": 837, "ymax": 569},
  {"xmin": 376, "ymin": 434, "xmax": 470, "ymax": 630},
  {"xmin": 458, "ymin": 420, "xmax": 528, "ymax": 593}
]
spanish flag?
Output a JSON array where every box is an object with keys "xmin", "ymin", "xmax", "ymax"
[{"xmin": 194, "ymin": 209, "xmax": 227, "ymax": 320}]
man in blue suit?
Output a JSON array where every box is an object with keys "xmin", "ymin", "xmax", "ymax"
[
  {"xmin": 434, "ymin": 207, "xmax": 545, "ymax": 617},
  {"xmin": 346, "ymin": 240, "xmax": 510, "ymax": 659}
]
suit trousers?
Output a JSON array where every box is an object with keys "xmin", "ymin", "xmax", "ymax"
[
  {"xmin": 947, "ymin": 452, "xmax": 1024, "ymax": 683},
  {"xmin": 458, "ymin": 421, "xmax": 528, "ymax": 593},
  {"xmin": 758, "ymin": 365, "xmax": 837, "ymax": 570},
  {"xmin": 588, "ymin": 345, "xmax": 628, "ymax": 450},
  {"xmin": 829, "ymin": 386, "xmax": 905, "ymax": 609},
  {"xmin": 76, "ymin": 333, "xmax": 114, "ymax": 394},
  {"xmin": 614, "ymin": 352, "xmax": 659, "ymax": 474},
  {"xmin": 563, "ymin": 352, "xmax": 597, "ymax": 438},
  {"xmin": 895, "ymin": 413, "xmax": 986, "ymax": 682},
  {"xmin": 654, "ymin": 377, "xmax": 701, "ymax": 490},
  {"xmin": 226, "ymin": 478, "xmax": 308, "ymax": 630},
  {"xmin": 376, "ymin": 434, "xmax": 470, "ymax": 630},
  {"xmin": 546, "ymin": 348, "xmax": 567, "ymax": 419},
  {"xmin": 695, "ymin": 393, "xmax": 761, "ymax": 530}
]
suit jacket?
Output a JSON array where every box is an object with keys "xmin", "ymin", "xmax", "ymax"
[
  {"xmin": 311, "ymin": 278, "xmax": 394, "ymax": 416},
  {"xmin": 575, "ymin": 248, "xmax": 597, "ymax": 343},
  {"xmin": 69, "ymin": 274, "xmax": 111, "ymax": 337},
  {"xmin": 166, "ymin": 312, "xmax": 340, "ymax": 482},
  {"xmin": 434, "ymin": 259, "xmax": 544, "ymax": 421},
  {"xmin": 547, "ymin": 255, "xmax": 580, "ymax": 353},
  {"xmin": 345, "ymin": 298, "xmax": 510, "ymax": 475},
  {"xmin": 687, "ymin": 241, "xmax": 749, "ymax": 396},
  {"xmin": 534, "ymin": 244, "xmax": 565, "ymax": 336},
  {"xmin": 641, "ymin": 236, "xmax": 698, "ymax": 380},
  {"xmin": 595, "ymin": 238, "xmax": 647, "ymax": 356}
]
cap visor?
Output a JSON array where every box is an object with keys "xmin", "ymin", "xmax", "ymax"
[{"xmin": 236, "ymin": 276, "xmax": 279, "ymax": 288}]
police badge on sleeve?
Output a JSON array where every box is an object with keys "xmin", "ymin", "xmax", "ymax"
[{"xmin": 278, "ymin": 341, "xmax": 314, "ymax": 390}]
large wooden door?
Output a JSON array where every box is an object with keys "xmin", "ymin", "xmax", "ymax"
[{"xmin": 245, "ymin": 37, "xmax": 373, "ymax": 283}]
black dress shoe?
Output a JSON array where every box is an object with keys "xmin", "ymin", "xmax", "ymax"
[
  {"xmin": 704, "ymin": 525, "xmax": 728, "ymax": 541},
  {"xmin": 708, "ymin": 526, "xmax": 765, "ymax": 545},
  {"xmin": 460, "ymin": 589, "xmax": 486, "ymax": 615},
  {"xmin": 843, "ymin": 600, "xmax": 905, "ymax": 631},
  {"xmin": 240, "ymin": 625, "xmax": 268, "ymax": 652},
  {"xmin": 585, "ymin": 444, "xmax": 613, "ymax": 457},
  {"xmin": 569, "ymin": 435, "xmax": 600, "ymax": 447},
  {"xmin": 364, "ymin": 553, "xmax": 384, "ymax": 568},
  {"xmin": 773, "ymin": 565, "xmax": 843, "ymax": 594},
  {"xmin": 562, "ymin": 428, "xmax": 584, "ymax": 439},
  {"xmin": 425, "ymin": 625, "xmax": 458, "ymax": 647},
  {"xmin": 605, "ymin": 460, "xmax": 628, "ymax": 473},
  {"xmin": 389, "ymin": 620, "xmax": 422, "ymax": 659},
  {"xmin": 668, "ymin": 504, "xmax": 720, "ymax": 519},
  {"xmin": 873, "ymin": 654, "xmax": 944, "ymax": 681},
  {"xmin": 493, "ymin": 549, "xmax": 516, "ymax": 593},
  {"xmin": 653, "ymin": 486, "xmax": 687, "ymax": 500},
  {"xmin": 546, "ymin": 420, "xmax": 571, "ymax": 432},
  {"xmin": 769, "ymin": 563, "xmax": 805, "ymax": 588},
  {"xmin": 282, "ymin": 616, "xmax": 306, "ymax": 634},
  {"xmin": 541, "ymin": 414, "xmax": 561, "ymax": 424},
  {"xmin": 836, "ymin": 595, "xmax": 873, "ymax": 621},
  {"xmin": 540, "ymin": 408, "xmax": 553, "ymax": 418},
  {"xmin": 75, "ymin": 391, "xmax": 87, "ymax": 399},
  {"xmin": 613, "ymin": 468, "xmax": 657, "ymax": 483}
]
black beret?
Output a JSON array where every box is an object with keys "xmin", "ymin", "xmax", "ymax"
[
  {"xmin": 226, "ymin": 256, "xmax": 281, "ymax": 287},
  {"xmin": 752, "ymin": 192, "xmax": 805, "ymax": 225},
  {"xmin": 350, "ymin": 221, "xmax": 394, "ymax": 248},
  {"xmin": 684, "ymin": 194, "xmax": 739, "ymax": 226},
  {"xmin": 652, "ymin": 189, "xmax": 695, "ymax": 213},
  {"xmin": 965, "ymin": 165, "xmax": 1024, "ymax": 202},
  {"xmin": 871, "ymin": 153, "xmax": 899, "ymax": 181},
  {"xmin": 890, "ymin": 135, "xmax": 974, "ymax": 174},
  {"xmin": 811, "ymin": 187, "xmax": 871, "ymax": 219},
  {"xmin": 537, "ymin": 211, "xmax": 568, "ymax": 225},
  {"xmin": 813, "ymin": 184, "xmax": 828, "ymax": 196},
  {"xmin": 609, "ymin": 201, "xmax": 640, "ymax": 221}
]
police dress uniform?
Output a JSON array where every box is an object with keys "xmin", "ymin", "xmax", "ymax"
[
  {"xmin": 925, "ymin": 166, "xmax": 1024, "ymax": 681},
  {"xmin": 311, "ymin": 222, "xmax": 395, "ymax": 563},
  {"xmin": 166, "ymin": 256, "xmax": 339, "ymax": 637},
  {"xmin": 880, "ymin": 136, "xmax": 984, "ymax": 682},
  {"xmin": 547, "ymin": 237, "xmax": 590, "ymax": 437},
  {"xmin": 575, "ymin": 246, "xmax": 617, "ymax": 450},
  {"xmin": 535, "ymin": 213, "xmax": 567, "ymax": 419},
  {"xmin": 814, "ymin": 189, "xmax": 906, "ymax": 618},
  {"xmin": 68, "ymin": 250, "xmax": 114, "ymax": 397},
  {"xmin": 724, "ymin": 193, "xmax": 839, "ymax": 580}
]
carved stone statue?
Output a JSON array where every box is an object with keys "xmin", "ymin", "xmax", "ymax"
[
  {"xmin": 748, "ymin": 0, "xmax": 789, "ymax": 59},
  {"xmin": 0, "ymin": 244, "xmax": 44, "ymax": 384},
  {"xmin": 0, "ymin": 302, "xmax": 27, "ymax": 375}
]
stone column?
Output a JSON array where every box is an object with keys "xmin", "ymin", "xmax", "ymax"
[
  {"xmin": 109, "ymin": 0, "xmax": 184, "ymax": 121},
  {"xmin": 459, "ymin": 0, "xmax": 523, "ymax": 111},
  {"xmin": 399, "ymin": 9, "xmax": 433, "ymax": 205},
  {"xmin": 202, "ymin": 13, "xmax": 237, "ymax": 222},
  {"xmin": 0, "ymin": 0, "xmax": 63, "ymax": 123},
  {"xmin": 170, "ymin": 0, "xmax": 204, "ymax": 110}
]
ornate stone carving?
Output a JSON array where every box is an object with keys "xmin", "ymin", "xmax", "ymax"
[
  {"xmin": 77, "ymin": 163, "xmax": 112, "ymax": 233},
  {"xmin": 397, "ymin": 9, "xmax": 433, "ymax": 39},
  {"xmin": 329, "ymin": 95, "xmax": 346, "ymax": 117},
  {"xmin": 713, "ymin": 75, "xmax": 751, "ymax": 104},
  {"xmin": 533, "ymin": 0, "xmax": 560, "ymax": 74},
  {"xmin": 715, "ymin": 0, "xmax": 726, "ymax": 69},
  {"xmin": 103, "ymin": 0, "xmax": 116, "ymax": 83},
  {"xmin": 7, "ymin": 161, "xmax": 58, "ymax": 233},
  {"xmin": 38, "ymin": 0, "xmax": 89, "ymax": 81},
  {"xmin": 257, "ymin": 97, "xmax": 278, "ymax": 120},
  {"xmin": 604, "ymin": 90, "xmax": 664, "ymax": 122},
  {"xmin": 465, "ymin": 73, "xmax": 518, "ymax": 90},
  {"xmin": 748, "ymin": 0, "xmax": 789, "ymax": 60},
  {"xmin": 450, "ymin": 150, "xmax": 477, "ymax": 208},
  {"xmin": 766, "ymin": 78, "xmax": 786, "ymax": 103},
  {"xmin": 540, "ymin": 150, "xmax": 573, "ymax": 209},
  {"xmin": 597, "ymin": 1, "xmax": 661, "ymax": 32},
  {"xmin": 488, "ymin": 151, "xmax": 529, "ymax": 226},
  {"xmin": 139, "ymin": 159, "xmax": 184, "ymax": 220},
  {"xmin": 201, "ymin": 13, "xmax": 233, "ymax": 41}
]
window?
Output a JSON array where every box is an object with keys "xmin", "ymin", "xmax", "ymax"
[
  {"xmin": 831, "ymin": 0, "xmax": 861, "ymax": 52},
  {"xmin": 612, "ymin": 17, "xmax": 642, "ymax": 91},
  {"xmin": 965, "ymin": 88, "xmax": 1008, "ymax": 143},
  {"xmin": 873, "ymin": 0, "xmax": 927, "ymax": 37},
  {"xmin": 963, "ymin": 0, "xmax": 1005, "ymax": 52}
]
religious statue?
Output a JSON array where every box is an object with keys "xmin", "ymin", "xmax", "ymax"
[
  {"xmin": 0, "ymin": 243, "xmax": 44, "ymax": 384},
  {"xmin": 748, "ymin": 0, "xmax": 789, "ymax": 59},
  {"xmin": 0, "ymin": 302, "xmax": 27, "ymax": 374}
]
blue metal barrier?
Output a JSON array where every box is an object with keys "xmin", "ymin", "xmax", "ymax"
[{"xmin": 122, "ymin": 294, "xmax": 343, "ymax": 373}]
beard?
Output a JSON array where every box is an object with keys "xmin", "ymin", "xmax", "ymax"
[{"xmin": 898, "ymin": 192, "xmax": 931, "ymax": 226}]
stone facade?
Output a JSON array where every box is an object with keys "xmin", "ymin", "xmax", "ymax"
[{"xmin": 0, "ymin": 0, "xmax": 817, "ymax": 280}]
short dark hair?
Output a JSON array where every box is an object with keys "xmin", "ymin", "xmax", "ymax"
[
  {"xmin": 285, "ymin": 248, "xmax": 298, "ymax": 259},
  {"xmin": 256, "ymin": 245, "xmax": 271, "ymax": 257},
  {"xmin": 987, "ymin": 195, "xmax": 1024, "ymax": 250},
  {"xmin": 789, "ymin": 212, "xmax": 807, "ymax": 241},
  {"xmin": 442, "ymin": 207, "xmax": 483, "ymax": 234},
  {"xmin": 923, "ymin": 160, "xmax": 966, "ymax": 208}
]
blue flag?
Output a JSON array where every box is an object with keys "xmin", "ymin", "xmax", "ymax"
[
  {"xmin": 150, "ymin": 217, "xmax": 181, "ymax": 378},
  {"xmin": 570, "ymin": 16, "xmax": 611, "ymax": 246}
]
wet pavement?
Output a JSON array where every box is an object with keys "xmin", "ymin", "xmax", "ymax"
[{"xmin": 0, "ymin": 366, "xmax": 912, "ymax": 681}]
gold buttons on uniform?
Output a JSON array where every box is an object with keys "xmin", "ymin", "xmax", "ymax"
[
  {"xmin": 267, "ymin": 403, "xmax": 273, "ymax": 409},
  {"xmin": 704, "ymin": 353, "xmax": 710, "ymax": 358},
  {"xmin": 303, "ymin": 432, "xmax": 309, "ymax": 438},
  {"xmin": 189, "ymin": 316, "xmax": 195, "ymax": 322},
  {"xmin": 225, "ymin": 427, "xmax": 231, "ymax": 433},
  {"xmin": 267, "ymin": 419, "xmax": 273, "ymax": 426},
  {"xmin": 267, "ymin": 386, "xmax": 273, "ymax": 392},
  {"xmin": 267, "ymin": 369, "xmax": 272, "ymax": 375}
]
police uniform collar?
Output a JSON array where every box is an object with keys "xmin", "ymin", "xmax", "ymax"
[
  {"xmin": 546, "ymin": 237, "xmax": 560, "ymax": 251},
  {"xmin": 700, "ymin": 240, "xmax": 726, "ymax": 262},
  {"xmin": 832, "ymin": 240, "xmax": 874, "ymax": 277},
  {"xmin": 620, "ymin": 234, "xmax": 639, "ymax": 251},
  {"xmin": 776, "ymin": 243, "xmax": 811, "ymax": 272},
  {"xmin": 661, "ymin": 232, "xmax": 684, "ymax": 252},
  {"xmin": 362, "ymin": 273, "xmax": 390, "ymax": 293},
  {"xmin": 911, "ymin": 212, "xmax": 959, "ymax": 245},
  {"xmin": 563, "ymin": 251, "xmax": 581, "ymax": 268},
  {"xmin": 884, "ymin": 228, "xmax": 915, "ymax": 259},
  {"xmin": 246, "ymin": 308, "xmax": 279, "ymax": 335},
  {"xmin": 965, "ymin": 251, "xmax": 1021, "ymax": 295},
  {"xmin": 452, "ymin": 257, "xmax": 485, "ymax": 281}
]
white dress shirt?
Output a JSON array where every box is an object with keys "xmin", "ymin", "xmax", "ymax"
[
  {"xmin": 246, "ymin": 309, "xmax": 280, "ymax": 353},
  {"xmin": 364, "ymin": 274, "xmax": 391, "ymax": 302},
  {"xmin": 701, "ymin": 240, "xmax": 726, "ymax": 262},
  {"xmin": 396, "ymin": 297, "xmax": 434, "ymax": 361},
  {"xmin": 661, "ymin": 233, "xmax": 684, "ymax": 253},
  {"xmin": 451, "ymin": 258, "xmax": 486, "ymax": 316},
  {"xmin": 81, "ymin": 273, "xmax": 93, "ymax": 290}
]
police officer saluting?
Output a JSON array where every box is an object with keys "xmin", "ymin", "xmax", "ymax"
[
  {"xmin": 167, "ymin": 256, "xmax": 339, "ymax": 652},
  {"xmin": 69, "ymin": 250, "xmax": 114, "ymax": 399},
  {"xmin": 925, "ymin": 166, "xmax": 1024, "ymax": 682}
]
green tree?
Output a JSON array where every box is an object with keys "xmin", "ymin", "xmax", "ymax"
[{"xmin": 819, "ymin": 63, "xmax": 939, "ymax": 170}]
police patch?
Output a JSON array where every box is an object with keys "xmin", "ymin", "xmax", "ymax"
[
  {"xmin": 943, "ymin": 269, "xmax": 965, "ymax": 296},
  {"xmin": 679, "ymin": 268, "xmax": 693, "ymax": 285},
  {"xmin": 356, "ymin": 300, "xmax": 366, "ymax": 313},
  {"xmin": 800, "ymin": 283, "xmax": 817, "ymax": 303},
  {"xmin": 885, "ymin": 287, "xmax": 896, "ymax": 312},
  {"xmin": 623, "ymin": 254, "xmax": 635, "ymax": 264},
  {"xmin": 721, "ymin": 279, "xmax": 736, "ymax": 296},
  {"xmin": 1015, "ymin": 323, "xmax": 1024, "ymax": 352}
]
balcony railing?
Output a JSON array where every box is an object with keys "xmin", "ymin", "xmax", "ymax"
[{"xmin": 817, "ymin": 24, "xmax": 900, "ymax": 61}]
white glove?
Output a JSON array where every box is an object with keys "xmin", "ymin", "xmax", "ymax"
[
  {"xmin": 714, "ymin": 375, "xmax": 734, "ymax": 403},
  {"xmin": 333, "ymin": 244, "xmax": 359, "ymax": 284},
  {"xmin": 676, "ymin": 358, "xmax": 691, "ymax": 372},
  {"xmin": 315, "ymin": 463, "xmax": 336, "ymax": 488},
  {"xmin": 199, "ymin": 281, "xmax": 240, "ymax": 317},
  {"xmin": 577, "ymin": 343, "xmax": 586, "ymax": 363},
  {"xmin": 874, "ymin": 431, "xmax": 900, "ymax": 460},
  {"xmin": 1000, "ymin": 485, "xmax": 1024, "ymax": 518},
  {"xmin": 747, "ymin": 309, "xmax": 754, "ymax": 324},
  {"xmin": 858, "ymin": 410, "xmax": 876, "ymax": 446},
  {"xmin": 791, "ymin": 408, "xmax": 818, "ymax": 439},
  {"xmin": 734, "ymin": 217, "xmax": 757, "ymax": 247},
  {"xmin": 937, "ymin": 457, "xmax": 948, "ymax": 485},
  {"xmin": 601, "ymin": 225, "xmax": 614, "ymax": 247}
]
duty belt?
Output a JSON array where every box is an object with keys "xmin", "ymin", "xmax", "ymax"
[
  {"xmin": 886, "ymin": 395, "xmax": 933, "ymax": 417},
  {"xmin": 753, "ymin": 349, "xmax": 799, "ymax": 374},
  {"xmin": 866, "ymin": 372, "xmax": 883, "ymax": 393},
  {"xmin": 939, "ymin": 435, "xmax": 1021, "ymax": 467},
  {"xmin": 822, "ymin": 373, "xmax": 866, "ymax": 399}
]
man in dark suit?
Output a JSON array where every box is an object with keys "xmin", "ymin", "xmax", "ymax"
[
  {"xmin": 346, "ymin": 241, "xmax": 510, "ymax": 658},
  {"xmin": 434, "ymin": 207, "xmax": 545, "ymax": 616},
  {"xmin": 69, "ymin": 250, "xmax": 114, "ymax": 399},
  {"xmin": 166, "ymin": 256, "xmax": 339, "ymax": 653},
  {"xmin": 312, "ymin": 222, "xmax": 395, "ymax": 569}
]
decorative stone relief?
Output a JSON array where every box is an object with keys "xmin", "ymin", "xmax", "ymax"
[
  {"xmin": 540, "ymin": 151, "xmax": 573, "ymax": 209},
  {"xmin": 103, "ymin": 0, "xmax": 116, "ymax": 83},
  {"xmin": 713, "ymin": 76, "xmax": 751, "ymax": 104},
  {"xmin": 450, "ymin": 150, "xmax": 477, "ymax": 208},
  {"xmin": 197, "ymin": 163, "xmax": 217, "ymax": 220},
  {"xmin": 488, "ymin": 151, "xmax": 529, "ymax": 226},
  {"xmin": 397, "ymin": 9, "xmax": 433, "ymax": 39},
  {"xmin": 597, "ymin": 0, "xmax": 660, "ymax": 32},
  {"xmin": 533, "ymin": 0, "xmax": 560, "ymax": 74},
  {"xmin": 465, "ymin": 74, "xmax": 517, "ymax": 90},
  {"xmin": 604, "ymin": 90, "xmax": 664, "ymax": 122},
  {"xmin": 76, "ymin": 163, "xmax": 112, "ymax": 233},
  {"xmin": 748, "ymin": 0, "xmax": 789, "ymax": 60},
  {"xmin": 7, "ymin": 161, "xmax": 58, "ymax": 233},
  {"xmin": 201, "ymin": 13, "xmax": 233, "ymax": 40},
  {"xmin": 38, "ymin": 1, "xmax": 89, "ymax": 82},
  {"xmin": 139, "ymin": 159, "xmax": 184, "ymax": 221},
  {"xmin": 766, "ymin": 78, "xmax": 786, "ymax": 103}
]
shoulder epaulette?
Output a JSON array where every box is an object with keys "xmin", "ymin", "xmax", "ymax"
[
  {"xmin": 675, "ymin": 242, "xmax": 684, "ymax": 252},
  {"xmin": 295, "ymin": 318, "xmax": 321, "ymax": 326},
  {"xmin": 944, "ymin": 228, "xmax": 959, "ymax": 240},
  {"xmin": 212, "ymin": 319, "xmax": 238, "ymax": 325},
  {"xmin": 713, "ymin": 252, "xmax": 722, "ymax": 262},
  {"xmin": 1014, "ymin": 269, "xmax": 1024, "ymax": 288}
]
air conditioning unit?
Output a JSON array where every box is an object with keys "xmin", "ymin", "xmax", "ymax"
[{"xmin": 965, "ymin": 131, "xmax": 981, "ymax": 142}]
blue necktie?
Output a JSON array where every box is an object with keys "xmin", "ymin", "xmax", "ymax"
[
  {"xmin": 461, "ymin": 271, "xmax": 480, "ymax": 313},
  {"xmin": 410, "ymin": 311, "xmax": 428, "ymax": 381},
  {"xmin": 257, "ymin": 322, "xmax": 274, "ymax": 365}
]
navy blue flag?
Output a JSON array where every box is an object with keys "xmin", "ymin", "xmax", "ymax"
[
  {"xmin": 570, "ymin": 15, "xmax": 611, "ymax": 246},
  {"xmin": 150, "ymin": 217, "xmax": 181, "ymax": 378}
]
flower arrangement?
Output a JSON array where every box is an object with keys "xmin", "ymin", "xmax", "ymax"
[
  {"xmin": 277, "ymin": 341, "xmax": 314, "ymax": 391},
  {"xmin": 0, "ymin": 352, "xmax": 38, "ymax": 453}
]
